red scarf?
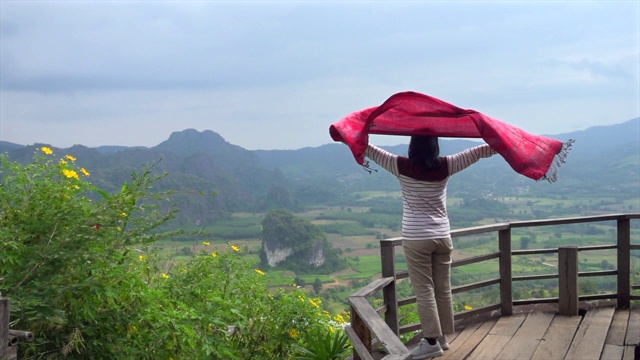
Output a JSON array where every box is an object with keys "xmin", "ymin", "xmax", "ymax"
[{"xmin": 329, "ymin": 91, "xmax": 573, "ymax": 182}]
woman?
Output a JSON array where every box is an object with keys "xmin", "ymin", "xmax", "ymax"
[{"xmin": 364, "ymin": 136, "xmax": 496, "ymax": 359}]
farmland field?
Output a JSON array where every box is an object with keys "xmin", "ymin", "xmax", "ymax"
[{"xmin": 156, "ymin": 191, "xmax": 640, "ymax": 315}]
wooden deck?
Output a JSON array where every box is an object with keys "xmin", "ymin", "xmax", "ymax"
[
  {"xmin": 402, "ymin": 304, "xmax": 639, "ymax": 360},
  {"xmin": 347, "ymin": 215, "xmax": 640, "ymax": 360}
]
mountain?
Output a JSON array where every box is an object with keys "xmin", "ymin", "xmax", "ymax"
[
  {"xmin": 3, "ymin": 119, "xmax": 638, "ymax": 226},
  {"xmin": 95, "ymin": 145, "xmax": 146, "ymax": 155},
  {"xmin": 255, "ymin": 118, "xmax": 640, "ymax": 200},
  {"xmin": 2, "ymin": 129, "xmax": 291, "ymax": 226},
  {"xmin": 549, "ymin": 118, "xmax": 640, "ymax": 153},
  {"xmin": 0, "ymin": 141, "xmax": 23, "ymax": 154},
  {"xmin": 532, "ymin": 118, "xmax": 640, "ymax": 197}
]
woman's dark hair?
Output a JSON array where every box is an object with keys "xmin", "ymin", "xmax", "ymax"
[{"xmin": 408, "ymin": 136, "xmax": 441, "ymax": 169}]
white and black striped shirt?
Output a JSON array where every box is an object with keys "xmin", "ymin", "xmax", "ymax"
[{"xmin": 365, "ymin": 143, "xmax": 497, "ymax": 240}]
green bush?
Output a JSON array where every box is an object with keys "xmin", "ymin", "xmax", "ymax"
[{"xmin": 0, "ymin": 149, "xmax": 349, "ymax": 359}]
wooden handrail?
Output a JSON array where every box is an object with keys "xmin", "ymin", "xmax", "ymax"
[
  {"xmin": 1, "ymin": 297, "xmax": 8, "ymax": 360},
  {"xmin": 352, "ymin": 278, "xmax": 394, "ymax": 298},
  {"xmin": 1, "ymin": 295, "xmax": 34, "ymax": 360},
  {"xmin": 350, "ymin": 297, "xmax": 410, "ymax": 357},
  {"xmin": 347, "ymin": 213, "xmax": 639, "ymax": 359},
  {"xmin": 452, "ymin": 252, "xmax": 500, "ymax": 268},
  {"xmin": 509, "ymin": 213, "xmax": 640, "ymax": 227}
]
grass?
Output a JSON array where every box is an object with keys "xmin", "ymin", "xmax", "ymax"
[{"xmin": 347, "ymin": 255, "xmax": 382, "ymax": 273}]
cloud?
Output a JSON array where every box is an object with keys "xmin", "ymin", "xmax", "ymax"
[
  {"xmin": 5, "ymin": 1, "xmax": 632, "ymax": 93},
  {"xmin": 0, "ymin": 1, "xmax": 638, "ymax": 149}
]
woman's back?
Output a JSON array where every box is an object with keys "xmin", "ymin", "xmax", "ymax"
[{"xmin": 365, "ymin": 142, "xmax": 497, "ymax": 240}]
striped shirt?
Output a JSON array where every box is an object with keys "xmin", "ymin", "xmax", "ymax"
[{"xmin": 365, "ymin": 143, "xmax": 497, "ymax": 240}]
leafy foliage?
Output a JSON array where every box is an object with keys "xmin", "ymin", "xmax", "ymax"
[
  {"xmin": 0, "ymin": 150, "xmax": 349, "ymax": 359},
  {"xmin": 258, "ymin": 184, "xmax": 304, "ymax": 212},
  {"xmin": 293, "ymin": 329, "xmax": 350, "ymax": 360},
  {"xmin": 260, "ymin": 209, "xmax": 348, "ymax": 274}
]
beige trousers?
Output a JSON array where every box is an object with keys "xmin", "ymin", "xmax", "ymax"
[{"xmin": 403, "ymin": 238, "xmax": 455, "ymax": 338}]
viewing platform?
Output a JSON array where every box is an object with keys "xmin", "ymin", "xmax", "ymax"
[
  {"xmin": 402, "ymin": 302, "xmax": 638, "ymax": 360},
  {"xmin": 346, "ymin": 214, "xmax": 640, "ymax": 360}
]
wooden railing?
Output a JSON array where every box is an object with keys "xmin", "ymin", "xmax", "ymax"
[
  {"xmin": 345, "ymin": 213, "xmax": 640, "ymax": 360},
  {"xmin": 1, "ymin": 287, "xmax": 34, "ymax": 360}
]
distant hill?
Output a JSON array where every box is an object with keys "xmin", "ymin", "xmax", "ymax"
[
  {"xmin": 95, "ymin": 145, "xmax": 146, "ymax": 155},
  {"xmin": 2, "ymin": 129, "xmax": 291, "ymax": 226},
  {"xmin": 3, "ymin": 118, "xmax": 638, "ymax": 226},
  {"xmin": 256, "ymin": 118, "xmax": 640, "ymax": 199},
  {"xmin": 549, "ymin": 118, "xmax": 640, "ymax": 153},
  {"xmin": 0, "ymin": 140, "xmax": 23, "ymax": 153}
]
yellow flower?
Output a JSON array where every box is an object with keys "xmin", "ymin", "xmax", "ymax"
[
  {"xmin": 41, "ymin": 146, "xmax": 53, "ymax": 155},
  {"xmin": 299, "ymin": 296, "xmax": 305, "ymax": 302},
  {"xmin": 120, "ymin": 212, "xmax": 127, "ymax": 217},
  {"xmin": 65, "ymin": 154, "xmax": 76, "ymax": 162},
  {"xmin": 342, "ymin": 311, "xmax": 351, "ymax": 322},
  {"xmin": 162, "ymin": 273, "xmax": 170, "ymax": 279},
  {"xmin": 62, "ymin": 169, "xmax": 79, "ymax": 180},
  {"xmin": 334, "ymin": 314, "xmax": 346, "ymax": 324},
  {"xmin": 329, "ymin": 326, "xmax": 336, "ymax": 333},
  {"xmin": 138, "ymin": 255, "xmax": 147, "ymax": 262},
  {"xmin": 309, "ymin": 299, "xmax": 320, "ymax": 308},
  {"xmin": 59, "ymin": 159, "xmax": 67, "ymax": 165},
  {"xmin": 464, "ymin": 305, "xmax": 473, "ymax": 311},
  {"xmin": 117, "ymin": 226, "xmax": 122, "ymax": 231},
  {"xmin": 289, "ymin": 329, "xmax": 299, "ymax": 338},
  {"xmin": 80, "ymin": 167, "xmax": 90, "ymax": 176},
  {"xmin": 203, "ymin": 241, "xmax": 210, "ymax": 246},
  {"xmin": 211, "ymin": 252, "xmax": 217, "ymax": 257},
  {"xmin": 231, "ymin": 245, "xmax": 240, "ymax": 252},
  {"xmin": 255, "ymin": 269, "xmax": 266, "ymax": 275}
]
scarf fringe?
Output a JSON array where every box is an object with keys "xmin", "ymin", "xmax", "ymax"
[
  {"xmin": 542, "ymin": 139, "xmax": 575, "ymax": 183},
  {"xmin": 362, "ymin": 159, "xmax": 377, "ymax": 174}
]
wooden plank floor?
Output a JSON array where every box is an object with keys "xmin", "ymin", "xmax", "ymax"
[{"xmin": 400, "ymin": 304, "xmax": 640, "ymax": 360}]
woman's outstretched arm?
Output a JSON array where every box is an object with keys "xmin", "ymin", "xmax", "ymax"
[
  {"xmin": 447, "ymin": 144, "xmax": 497, "ymax": 176},
  {"xmin": 365, "ymin": 144, "xmax": 399, "ymax": 176}
]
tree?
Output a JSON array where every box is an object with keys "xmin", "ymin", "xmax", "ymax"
[
  {"xmin": 520, "ymin": 237, "xmax": 532, "ymax": 250},
  {"xmin": 260, "ymin": 184, "xmax": 303, "ymax": 212},
  {"xmin": 313, "ymin": 278, "xmax": 323, "ymax": 294},
  {"xmin": 580, "ymin": 279, "xmax": 598, "ymax": 295},
  {"xmin": 601, "ymin": 259, "xmax": 614, "ymax": 270},
  {"xmin": 261, "ymin": 209, "xmax": 321, "ymax": 251},
  {"xmin": 0, "ymin": 150, "xmax": 180, "ymax": 356},
  {"xmin": 0, "ymin": 150, "xmax": 349, "ymax": 359},
  {"xmin": 260, "ymin": 209, "xmax": 347, "ymax": 274}
]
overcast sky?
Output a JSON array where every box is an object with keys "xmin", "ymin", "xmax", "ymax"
[{"xmin": 1, "ymin": 1, "xmax": 639, "ymax": 150}]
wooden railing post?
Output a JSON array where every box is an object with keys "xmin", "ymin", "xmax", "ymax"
[
  {"xmin": 380, "ymin": 240, "xmax": 399, "ymax": 335},
  {"xmin": 558, "ymin": 246, "xmax": 579, "ymax": 315},
  {"xmin": 1, "ymin": 296, "xmax": 8, "ymax": 360},
  {"xmin": 617, "ymin": 217, "xmax": 631, "ymax": 309},
  {"xmin": 350, "ymin": 305, "xmax": 371, "ymax": 360},
  {"xmin": 498, "ymin": 228, "xmax": 513, "ymax": 316}
]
